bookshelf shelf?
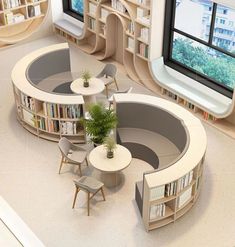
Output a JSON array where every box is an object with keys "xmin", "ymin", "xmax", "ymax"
[
  {"xmin": 148, "ymin": 216, "xmax": 174, "ymax": 230},
  {"xmin": 0, "ymin": 0, "xmax": 49, "ymax": 48}
]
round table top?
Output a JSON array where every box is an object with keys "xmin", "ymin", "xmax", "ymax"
[
  {"xmin": 89, "ymin": 144, "xmax": 132, "ymax": 173},
  {"xmin": 70, "ymin": 77, "xmax": 105, "ymax": 96}
]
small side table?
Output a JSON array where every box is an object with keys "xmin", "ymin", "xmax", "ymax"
[
  {"xmin": 70, "ymin": 77, "xmax": 105, "ymax": 110},
  {"xmin": 89, "ymin": 144, "xmax": 132, "ymax": 187}
]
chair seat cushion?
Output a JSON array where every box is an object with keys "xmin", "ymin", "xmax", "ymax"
[
  {"xmin": 99, "ymin": 76, "xmax": 114, "ymax": 85},
  {"xmin": 68, "ymin": 150, "xmax": 87, "ymax": 163},
  {"xmin": 75, "ymin": 176, "xmax": 104, "ymax": 193}
]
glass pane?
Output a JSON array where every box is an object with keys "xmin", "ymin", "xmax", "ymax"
[
  {"xmin": 174, "ymin": 0, "xmax": 213, "ymax": 42},
  {"xmin": 212, "ymin": 4, "xmax": 235, "ymax": 54},
  {"xmin": 71, "ymin": 0, "xmax": 84, "ymax": 15},
  {"xmin": 172, "ymin": 32, "xmax": 235, "ymax": 90}
]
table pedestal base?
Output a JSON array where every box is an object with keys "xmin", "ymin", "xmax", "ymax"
[
  {"xmin": 83, "ymin": 95, "xmax": 96, "ymax": 112},
  {"xmin": 100, "ymin": 172, "xmax": 122, "ymax": 187}
]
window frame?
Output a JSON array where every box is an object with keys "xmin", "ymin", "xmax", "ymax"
[
  {"xmin": 163, "ymin": 0, "xmax": 235, "ymax": 98},
  {"xmin": 62, "ymin": 0, "xmax": 84, "ymax": 22}
]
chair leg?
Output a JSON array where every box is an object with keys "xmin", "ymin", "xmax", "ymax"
[
  {"xmin": 105, "ymin": 86, "xmax": 109, "ymax": 98},
  {"xmin": 101, "ymin": 187, "xmax": 105, "ymax": 201},
  {"xmin": 72, "ymin": 187, "xmax": 80, "ymax": 209},
  {"xmin": 58, "ymin": 156, "xmax": 64, "ymax": 174},
  {"xmin": 78, "ymin": 165, "xmax": 82, "ymax": 177},
  {"xmin": 85, "ymin": 157, "xmax": 89, "ymax": 166},
  {"xmin": 114, "ymin": 78, "xmax": 119, "ymax": 90},
  {"xmin": 87, "ymin": 192, "xmax": 90, "ymax": 216}
]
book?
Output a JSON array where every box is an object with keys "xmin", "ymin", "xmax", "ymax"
[
  {"xmin": 178, "ymin": 186, "xmax": 192, "ymax": 208},
  {"xmin": 150, "ymin": 185, "xmax": 165, "ymax": 201}
]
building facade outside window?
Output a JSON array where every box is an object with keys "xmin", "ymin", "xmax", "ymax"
[
  {"xmin": 164, "ymin": 0, "xmax": 235, "ymax": 98},
  {"xmin": 63, "ymin": 0, "xmax": 84, "ymax": 22}
]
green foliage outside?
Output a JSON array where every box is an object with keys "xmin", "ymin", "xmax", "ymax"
[{"xmin": 172, "ymin": 38, "xmax": 235, "ymax": 90}]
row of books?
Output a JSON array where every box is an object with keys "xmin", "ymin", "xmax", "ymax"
[
  {"xmin": 5, "ymin": 11, "xmax": 25, "ymax": 24},
  {"xmin": 164, "ymin": 89, "xmax": 178, "ymax": 101},
  {"xmin": 111, "ymin": 0, "xmax": 127, "ymax": 14},
  {"xmin": 127, "ymin": 21, "xmax": 134, "ymax": 35},
  {"xmin": 21, "ymin": 94, "xmax": 35, "ymax": 111},
  {"xmin": 183, "ymin": 100, "xmax": 195, "ymax": 110},
  {"xmin": 89, "ymin": 2, "xmax": 97, "ymax": 16},
  {"xmin": 177, "ymin": 186, "xmax": 192, "ymax": 208},
  {"xmin": 137, "ymin": 7, "xmax": 148, "ymax": 19},
  {"xmin": 127, "ymin": 37, "xmax": 134, "ymax": 52},
  {"xmin": 88, "ymin": 17, "xmax": 95, "ymax": 30},
  {"xmin": 139, "ymin": 43, "xmax": 148, "ymax": 58},
  {"xmin": 36, "ymin": 117, "xmax": 84, "ymax": 135},
  {"xmin": 139, "ymin": 27, "xmax": 149, "ymax": 43},
  {"xmin": 61, "ymin": 121, "xmax": 83, "ymax": 135},
  {"xmin": 165, "ymin": 181, "xmax": 177, "ymax": 197},
  {"xmin": 42, "ymin": 103, "xmax": 82, "ymax": 119},
  {"xmin": 28, "ymin": 4, "xmax": 41, "ymax": 17},
  {"xmin": 100, "ymin": 8, "xmax": 109, "ymax": 21},
  {"xmin": 3, "ymin": 0, "xmax": 21, "ymax": 9},
  {"xmin": 178, "ymin": 170, "xmax": 194, "ymax": 192},
  {"xmin": 149, "ymin": 203, "xmax": 166, "ymax": 220},
  {"xmin": 203, "ymin": 112, "xmax": 217, "ymax": 121},
  {"xmin": 37, "ymin": 118, "xmax": 60, "ymax": 133}
]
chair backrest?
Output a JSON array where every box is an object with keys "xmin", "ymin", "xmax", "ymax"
[
  {"xmin": 58, "ymin": 137, "xmax": 71, "ymax": 157},
  {"xmin": 98, "ymin": 64, "xmax": 117, "ymax": 78}
]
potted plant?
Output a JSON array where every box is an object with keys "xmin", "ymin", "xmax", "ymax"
[
  {"xmin": 82, "ymin": 70, "xmax": 91, "ymax": 87},
  {"xmin": 83, "ymin": 103, "xmax": 118, "ymax": 145},
  {"xmin": 104, "ymin": 137, "xmax": 117, "ymax": 158}
]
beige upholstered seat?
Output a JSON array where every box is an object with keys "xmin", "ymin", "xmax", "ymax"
[
  {"xmin": 72, "ymin": 176, "xmax": 105, "ymax": 216},
  {"xmin": 96, "ymin": 63, "xmax": 118, "ymax": 98},
  {"xmin": 58, "ymin": 137, "xmax": 88, "ymax": 175}
]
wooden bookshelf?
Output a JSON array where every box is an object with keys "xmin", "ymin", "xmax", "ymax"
[
  {"xmin": 0, "ymin": 0, "xmax": 49, "ymax": 48},
  {"xmin": 142, "ymin": 160, "xmax": 205, "ymax": 231},
  {"xmin": 13, "ymin": 85, "xmax": 86, "ymax": 143}
]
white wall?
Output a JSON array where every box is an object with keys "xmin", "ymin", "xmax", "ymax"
[{"xmin": 50, "ymin": 0, "xmax": 84, "ymax": 28}]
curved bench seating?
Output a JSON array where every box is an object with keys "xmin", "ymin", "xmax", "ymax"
[
  {"xmin": 150, "ymin": 57, "xmax": 235, "ymax": 118},
  {"xmin": 113, "ymin": 93, "xmax": 207, "ymax": 231},
  {"xmin": 11, "ymin": 43, "xmax": 85, "ymax": 143}
]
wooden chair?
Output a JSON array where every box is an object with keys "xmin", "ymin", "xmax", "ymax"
[
  {"xmin": 72, "ymin": 176, "xmax": 106, "ymax": 216},
  {"xmin": 58, "ymin": 137, "xmax": 88, "ymax": 175},
  {"xmin": 96, "ymin": 63, "xmax": 118, "ymax": 98}
]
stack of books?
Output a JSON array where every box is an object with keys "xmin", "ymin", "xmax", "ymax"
[
  {"xmin": 127, "ymin": 37, "xmax": 134, "ymax": 52},
  {"xmin": 59, "ymin": 105, "xmax": 81, "ymax": 119},
  {"xmin": 4, "ymin": 0, "xmax": 22, "ymax": 9},
  {"xmin": 5, "ymin": 11, "xmax": 25, "ymax": 24},
  {"xmin": 150, "ymin": 185, "xmax": 165, "ymax": 201},
  {"xmin": 177, "ymin": 187, "xmax": 192, "ymax": 208},
  {"xmin": 165, "ymin": 181, "xmax": 177, "ymax": 197},
  {"xmin": 127, "ymin": 21, "xmax": 134, "ymax": 35},
  {"xmin": 140, "ymin": 27, "xmax": 149, "ymax": 43},
  {"xmin": 139, "ymin": 43, "xmax": 148, "ymax": 58},
  {"xmin": 61, "ymin": 121, "xmax": 80, "ymax": 135},
  {"xmin": 21, "ymin": 94, "xmax": 35, "ymax": 111},
  {"xmin": 178, "ymin": 171, "xmax": 194, "ymax": 192},
  {"xmin": 101, "ymin": 8, "xmax": 109, "ymax": 21},
  {"xmin": 43, "ymin": 103, "xmax": 58, "ymax": 118},
  {"xmin": 149, "ymin": 203, "xmax": 166, "ymax": 220},
  {"xmin": 88, "ymin": 18, "xmax": 95, "ymax": 30},
  {"xmin": 28, "ymin": 4, "xmax": 41, "ymax": 18},
  {"xmin": 47, "ymin": 119, "xmax": 60, "ymax": 133},
  {"xmin": 89, "ymin": 2, "xmax": 97, "ymax": 16},
  {"xmin": 111, "ymin": 0, "xmax": 127, "ymax": 14}
]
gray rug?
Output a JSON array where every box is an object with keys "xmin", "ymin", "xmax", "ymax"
[{"xmin": 52, "ymin": 81, "xmax": 74, "ymax": 94}]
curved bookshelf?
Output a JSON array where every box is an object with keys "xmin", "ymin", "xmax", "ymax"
[{"xmin": 0, "ymin": 0, "xmax": 49, "ymax": 48}]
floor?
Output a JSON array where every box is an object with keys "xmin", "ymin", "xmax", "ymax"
[{"xmin": 0, "ymin": 35, "xmax": 235, "ymax": 247}]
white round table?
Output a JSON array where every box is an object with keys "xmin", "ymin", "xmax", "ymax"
[
  {"xmin": 70, "ymin": 77, "xmax": 105, "ymax": 111},
  {"xmin": 89, "ymin": 144, "xmax": 132, "ymax": 187}
]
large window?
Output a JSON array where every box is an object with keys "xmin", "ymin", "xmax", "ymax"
[
  {"xmin": 163, "ymin": 0, "xmax": 235, "ymax": 98},
  {"xmin": 63, "ymin": 0, "xmax": 84, "ymax": 22}
]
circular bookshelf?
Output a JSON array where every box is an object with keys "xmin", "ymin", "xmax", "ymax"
[{"xmin": 0, "ymin": 0, "xmax": 49, "ymax": 48}]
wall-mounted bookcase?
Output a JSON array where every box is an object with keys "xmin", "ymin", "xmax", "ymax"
[
  {"xmin": 0, "ymin": 0, "xmax": 49, "ymax": 48},
  {"xmin": 53, "ymin": 0, "xmax": 235, "ymax": 137},
  {"xmin": 142, "ymin": 159, "xmax": 204, "ymax": 231},
  {"xmin": 13, "ymin": 84, "xmax": 86, "ymax": 143}
]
